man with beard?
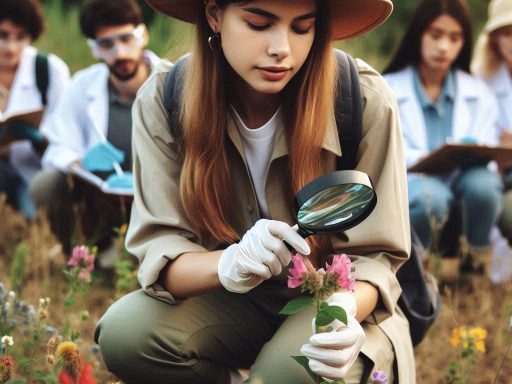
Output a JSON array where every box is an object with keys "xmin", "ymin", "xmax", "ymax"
[{"xmin": 30, "ymin": 0, "xmax": 160, "ymax": 263}]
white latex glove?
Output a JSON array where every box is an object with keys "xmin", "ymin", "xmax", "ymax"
[
  {"xmin": 301, "ymin": 292, "xmax": 365, "ymax": 380},
  {"xmin": 218, "ymin": 219, "xmax": 310, "ymax": 293}
]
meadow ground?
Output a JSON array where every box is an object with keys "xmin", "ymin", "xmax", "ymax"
[{"xmin": 0, "ymin": 198, "xmax": 510, "ymax": 383}]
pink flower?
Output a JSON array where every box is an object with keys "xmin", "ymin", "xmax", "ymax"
[
  {"xmin": 77, "ymin": 269, "xmax": 92, "ymax": 283},
  {"xmin": 288, "ymin": 253, "xmax": 309, "ymax": 288},
  {"xmin": 68, "ymin": 246, "xmax": 95, "ymax": 272},
  {"xmin": 326, "ymin": 254, "xmax": 355, "ymax": 292},
  {"xmin": 371, "ymin": 370, "xmax": 388, "ymax": 384}
]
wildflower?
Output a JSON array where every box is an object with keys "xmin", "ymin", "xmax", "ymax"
[
  {"xmin": 57, "ymin": 341, "xmax": 81, "ymax": 380},
  {"xmin": 7, "ymin": 292, "xmax": 15, "ymax": 300},
  {"xmin": 326, "ymin": 254, "xmax": 355, "ymax": 292},
  {"xmin": 449, "ymin": 326, "xmax": 487, "ymax": 353},
  {"xmin": 77, "ymin": 269, "xmax": 92, "ymax": 283},
  {"xmin": 68, "ymin": 246, "xmax": 96, "ymax": 272},
  {"xmin": 371, "ymin": 370, "xmax": 389, "ymax": 384},
  {"xmin": 0, "ymin": 354, "xmax": 14, "ymax": 384},
  {"xmin": 59, "ymin": 362, "xmax": 98, "ymax": 384},
  {"xmin": 0, "ymin": 336, "xmax": 13, "ymax": 346},
  {"xmin": 469, "ymin": 327, "xmax": 487, "ymax": 353},
  {"xmin": 288, "ymin": 253, "xmax": 310, "ymax": 288},
  {"xmin": 47, "ymin": 335, "xmax": 63, "ymax": 364}
]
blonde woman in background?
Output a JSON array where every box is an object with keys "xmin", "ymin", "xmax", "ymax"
[{"xmin": 472, "ymin": 0, "xmax": 512, "ymax": 282}]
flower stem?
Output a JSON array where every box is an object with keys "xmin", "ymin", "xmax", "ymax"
[{"xmin": 493, "ymin": 336, "xmax": 512, "ymax": 384}]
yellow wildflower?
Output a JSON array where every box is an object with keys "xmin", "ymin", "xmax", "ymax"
[
  {"xmin": 449, "ymin": 326, "xmax": 487, "ymax": 353},
  {"xmin": 57, "ymin": 341, "xmax": 81, "ymax": 380},
  {"xmin": 469, "ymin": 327, "xmax": 487, "ymax": 353}
]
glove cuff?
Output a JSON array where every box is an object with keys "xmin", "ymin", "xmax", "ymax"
[
  {"xmin": 327, "ymin": 291, "xmax": 357, "ymax": 318},
  {"xmin": 218, "ymin": 244, "xmax": 260, "ymax": 293}
]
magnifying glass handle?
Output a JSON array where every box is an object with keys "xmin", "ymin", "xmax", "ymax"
[{"xmin": 283, "ymin": 226, "xmax": 309, "ymax": 253}]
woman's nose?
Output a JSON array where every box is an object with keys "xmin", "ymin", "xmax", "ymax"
[{"xmin": 267, "ymin": 28, "xmax": 291, "ymax": 60}]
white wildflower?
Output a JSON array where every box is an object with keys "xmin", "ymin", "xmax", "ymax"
[{"xmin": 1, "ymin": 335, "xmax": 14, "ymax": 346}]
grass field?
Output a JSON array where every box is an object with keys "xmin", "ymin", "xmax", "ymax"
[{"xmin": 0, "ymin": 200, "xmax": 510, "ymax": 383}]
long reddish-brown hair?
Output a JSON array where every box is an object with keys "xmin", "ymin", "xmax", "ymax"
[{"xmin": 179, "ymin": 0, "xmax": 336, "ymax": 261}]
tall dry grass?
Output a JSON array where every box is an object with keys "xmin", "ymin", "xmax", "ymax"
[{"xmin": 0, "ymin": 200, "xmax": 510, "ymax": 382}]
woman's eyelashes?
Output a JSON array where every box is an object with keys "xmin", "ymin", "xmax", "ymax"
[{"xmin": 245, "ymin": 21, "xmax": 313, "ymax": 35}]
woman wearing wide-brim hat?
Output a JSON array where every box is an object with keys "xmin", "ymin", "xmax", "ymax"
[
  {"xmin": 94, "ymin": 0, "xmax": 415, "ymax": 383},
  {"xmin": 473, "ymin": 0, "xmax": 512, "ymax": 255}
]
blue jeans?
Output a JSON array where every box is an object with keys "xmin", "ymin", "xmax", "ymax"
[
  {"xmin": 0, "ymin": 159, "xmax": 36, "ymax": 219},
  {"xmin": 408, "ymin": 167, "xmax": 503, "ymax": 251}
]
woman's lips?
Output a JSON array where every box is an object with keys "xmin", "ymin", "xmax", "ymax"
[{"xmin": 258, "ymin": 67, "xmax": 290, "ymax": 81}]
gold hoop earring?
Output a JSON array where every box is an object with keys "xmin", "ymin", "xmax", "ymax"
[{"xmin": 208, "ymin": 32, "xmax": 222, "ymax": 52}]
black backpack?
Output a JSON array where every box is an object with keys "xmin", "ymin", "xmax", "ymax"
[
  {"xmin": 163, "ymin": 50, "xmax": 441, "ymax": 347},
  {"xmin": 35, "ymin": 52, "xmax": 49, "ymax": 106}
]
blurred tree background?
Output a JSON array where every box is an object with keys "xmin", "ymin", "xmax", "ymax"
[{"xmin": 36, "ymin": 0, "xmax": 491, "ymax": 73}]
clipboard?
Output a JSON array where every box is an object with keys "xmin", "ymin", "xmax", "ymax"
[{"xmin": 407, "ymin": 144, "xmax": 512, "ymax": 173}]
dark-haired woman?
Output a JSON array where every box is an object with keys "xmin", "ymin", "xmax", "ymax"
[
  {"xmin": 383, "ymin": 0, "xmax": 503, "ymax": 279},
  {"xmin": 0, "ymin": 0, "xmax": 69, "ymax": 218}
]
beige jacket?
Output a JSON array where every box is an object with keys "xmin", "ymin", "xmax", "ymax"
[{"xmin": 127, "ymin": 58, "xmax": 415, "ymax": 383}]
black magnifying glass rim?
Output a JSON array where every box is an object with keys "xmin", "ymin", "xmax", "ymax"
[{"xmin": 293, "ymin": 170, "xmax": 378, "ymax": 235}]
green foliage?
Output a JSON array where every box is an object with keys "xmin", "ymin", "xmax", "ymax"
[
  {"xmin": 9, "ymin": 242, "xmax": 28, "ymax": 296},
  {"xmin": 279, "ymin": 296, "xmax": 314, "ymax": 315},
  {"xmin": 315, "ymin": 305, "xmax": 347, "ymax": 328},
  {"xmin": 291, "ymin": 355, "xmax": 319, "ymax": 383}
]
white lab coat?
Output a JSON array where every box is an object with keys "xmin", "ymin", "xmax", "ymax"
[
  {"xmin": 0, "ymin": 46, "xmax": 70, "ymax": 183},
  {"xmin": 383, "ymin": 66, "xmax": 500, "ymax": 169},
  {"xmin": 42, "ymin": 50, "xmax": 161, "ymax": 170},
  {"xmin": 485, "ymin": 64, "xmax": 512, "ymax": 131}
]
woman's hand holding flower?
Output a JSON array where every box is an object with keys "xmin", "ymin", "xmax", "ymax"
[
  {"xmin": 218, "ymin": 219, "xmax": 310, "ymax": 293},
  {"xmin": 301, "ymin": 292, "xmax": 365, "ymax": 380}
]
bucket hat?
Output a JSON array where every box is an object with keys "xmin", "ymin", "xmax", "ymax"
[
  {"xmin": 144, "ymin": 0, "xmax": 393, "ymax": 40},
  {"xmin": 484, "ymin": 0, "xmax": 512, "ymax": 33}
]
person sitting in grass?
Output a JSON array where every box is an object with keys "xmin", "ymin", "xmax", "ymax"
[
  {"xmin": 30, "ymin": 0, "xmax": 160, "ymax": 263},
  {"xmin": 94, "ymin": 0, "xmax": 416, "ymax": 383},
  {"xmin": 0, "ymin": 0, "xmax": 69, "ymax": 219},
  {"xmin": 472, "ymin": 0, "xmax": 512, "ymax": 281},
  {"xmin": 383, "ymin": 0, "xmax": 503, "ymax": 281}
]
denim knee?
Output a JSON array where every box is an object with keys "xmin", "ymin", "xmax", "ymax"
[{"xmin": 408, "ymin": 177, "xmax": 453, "ymax": 224}]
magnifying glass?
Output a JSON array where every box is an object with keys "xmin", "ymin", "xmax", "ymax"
[{"xmin": 286, "ymin": 170, "xmax": 377, "ymax": 249}]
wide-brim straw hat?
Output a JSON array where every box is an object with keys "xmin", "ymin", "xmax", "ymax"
[
  {"xmin": 144, "ymin": 0, "xmax": 393, "ymax": 40},
  {"xmin": 484, "ymin": 0, "xmax": 512, "ymax": 33}
]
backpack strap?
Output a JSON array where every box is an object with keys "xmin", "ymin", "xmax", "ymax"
[
  {"xmin": 163, "ymin": 54, "xmax": 190, "ymax": 140},
  {"xmin": 333, "ymin": 49, "xmax": 362, "ymax": 171},
  {"xmin": 35, "ymin": 52, "xmax": 50, "ymax": 106}
]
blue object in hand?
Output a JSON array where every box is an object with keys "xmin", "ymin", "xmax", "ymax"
[
  {"xmin": 9, "ymin": 120, "xmax": 44, "ymax": 144},
  {"xmin": 82, "ymin": 141, "xmax": 125, "ymax": 172},
  {"xmin": 106, "ymin": 172, "xmax": 133, "ymax": 190},
  {"xmin": 460, "ymin": 136, "xmax": 477, "ymax": 144}
]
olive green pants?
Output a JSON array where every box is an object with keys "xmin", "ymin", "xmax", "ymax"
[{"xmin": 95, "ymin": 286, "xmax": 393, "ymax": 384}]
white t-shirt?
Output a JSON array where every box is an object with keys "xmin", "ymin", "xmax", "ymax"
[{"xmin": 231, "ymin": 106, "xmax": 280, "ymax": 218}]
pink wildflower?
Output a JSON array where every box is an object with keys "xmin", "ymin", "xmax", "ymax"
[
  {"xmin": 68, "ymin": 246, "xmax": 95, "ymax": 272},
  {"xmin": 326, "ymin": 254, "xmax": 355, "ymax": 292},
  {"xmin": 288, "ymin": 253, "xmax": 309, "ymax": 288},
  {"xmin": 77, "ymin": 269, "xmax": 92, "ymax": 283},
  {"xmin": 371, "ymin": 370, "xmax": 388, "ymax": 384}
]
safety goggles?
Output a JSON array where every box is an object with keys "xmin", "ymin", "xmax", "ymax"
[
  {"xmin": 0, "ymin": 30, "xmax": 31, "ymax": 49},
  {"xmin": 87, "ymin": 24, "xmax": 145, "ymax": 59}
]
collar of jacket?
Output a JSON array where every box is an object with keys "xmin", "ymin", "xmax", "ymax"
[
  {"xmin": 226, "ymin": 109, "xmax": 342, "ymax": 161},
  {"xmin": 17, "ymin": 46, "xmax": 38, "ymax": 90},
  {"xmin": 393, "ymin": 65, "xmax": 481, "ymax": 103}
]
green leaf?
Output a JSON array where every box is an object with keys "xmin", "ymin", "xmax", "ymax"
[
  {"xmin": 325, "ymin": 305, "xmax": 347, "ymax": 325},
  {"xmin": 320, "ymin": 301, "xmax": 329, "ymax": 311},
  {"xmin": 291, "ymin": 356, "xmax": 318, "ymax": 382},
  {"xmin": 279, "ymin": 296, "xmax": 314, "ymax": 315},
  {"xmin": 315, "ymin": 310, "xmax": 335, "ymax": 327}
]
